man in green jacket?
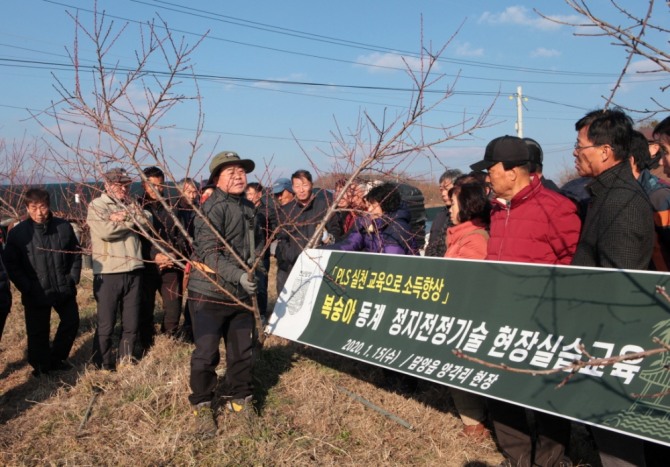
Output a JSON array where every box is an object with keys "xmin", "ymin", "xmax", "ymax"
[{"xmin": 187, "ymin": 151, "xmax": 259, "ymax": 438}]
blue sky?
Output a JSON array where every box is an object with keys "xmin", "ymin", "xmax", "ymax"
[{"xmin": 1, "ymin": 0, "xmax": 667, "ymax": 185}]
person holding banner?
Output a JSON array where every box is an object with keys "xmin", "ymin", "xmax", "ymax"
[
  {"xmin": 572, "ymin": 109, "xmax": 654, "ymax": 467},
  {"xmin": 325, "ymin": 182, "xmax": 420, "ymax": 392},
  {"xmin": 444, "ymin": 181, "xmax": 491, "ymax": 438},
  {"xmin": 475, "ymin": 136, "xmax": 582, "ymax": 266},
  {"xmin": 470, "ymin": 135, "xmax": 581, "ymax": 467}
]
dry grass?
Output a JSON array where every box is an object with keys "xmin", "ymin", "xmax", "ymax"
[{"xmin": 0, "ymin": 266, "xmax": 600, "ymax": 466}]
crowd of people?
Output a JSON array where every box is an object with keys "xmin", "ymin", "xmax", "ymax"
[
  {"xmin": 0, "ymin": 109, "xmax": 669, "ymax": 466},
  {"xmin": 421, "ymin": 111, "xmax": 670, "ymax": 467}
]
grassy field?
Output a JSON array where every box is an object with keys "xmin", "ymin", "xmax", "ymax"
[{"xmin": 0, "ymin": 266, "xmax": 602, "ymax": 466}]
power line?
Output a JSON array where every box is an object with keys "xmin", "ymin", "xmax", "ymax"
[
  {"xmin": 39, "ymin": 0, "xmax": 660, "ymax": 88},
  {"xmin": 3, "ymin": 2, "xmax": 627, "ymax": 124},
  {"xmin": 0, "ymin": 52, "xmax": 597, "ymax": 118},
  {"xmin": 133, "ymin": 0, "xmax": 623, "ymax": 78},
  {"xmin": 0, "ymin": 54, "xmax": 593, "ymax": 116},
  {"xmin": 0, "ymin": 57, "xmax": 497, "ymax": 96},
  {"xmin": 522, "ymin": 95, "xmax": 589, "ymax": 111}
]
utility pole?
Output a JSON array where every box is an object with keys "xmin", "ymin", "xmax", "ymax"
[{"xmin": 510, "ymin": 86, "xmax": 527, "ymax": 138}]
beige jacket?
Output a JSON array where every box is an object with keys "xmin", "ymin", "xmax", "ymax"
[{"xmin": 87, "ymin": 193, "xmax": 152, "ymax": 274}]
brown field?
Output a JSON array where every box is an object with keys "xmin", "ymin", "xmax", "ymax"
[{"xmin": 0, "ymin": 263, "xmax": 601, "ymax": 466}]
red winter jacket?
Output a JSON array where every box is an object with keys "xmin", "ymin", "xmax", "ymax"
[
  {"xmin": 486, "ymin": 176, "xmax": 581, "ymax": 265},
  {"xmin": 445, "ymin": 219, "xmax": 489, "ymax": 260}
]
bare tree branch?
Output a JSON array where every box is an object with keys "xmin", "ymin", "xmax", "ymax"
[
  {"xmin": 535, "ymin": 0, "xmax": 669, "ymax": 115},
  {"xmin": 453, "ymin": 338, "xmax": 670, "ymax": 391}
]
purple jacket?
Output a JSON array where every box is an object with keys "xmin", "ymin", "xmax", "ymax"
[{"xmin": 328, "ymin": 207, "xmax": 417, "ymax": 255}]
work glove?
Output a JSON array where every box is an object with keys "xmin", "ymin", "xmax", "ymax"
[{"xmin": 239, "ymin": 272, "xmax": 257, "ymax": 295}]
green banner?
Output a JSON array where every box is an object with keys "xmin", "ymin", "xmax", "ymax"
[{"xmin": 268, "ymin": 250, "xmax": 670, "ymax": 446}]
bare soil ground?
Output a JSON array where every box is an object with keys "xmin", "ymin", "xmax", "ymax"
[{"xmin": 0, "ymin": 266, "xmax": 601, "ymax": 466}]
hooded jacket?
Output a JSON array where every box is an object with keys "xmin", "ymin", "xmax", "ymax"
[
  {"xmin": 487, "ymin": 176, "xmax": 581, "ymax": 265},
  {"xmin": 4, "ymin": 215, "xmax": 81, "ymax": 305},
  {"xmin": 328, "ymin": 207, "xmax": 417, "ymax": 255}
]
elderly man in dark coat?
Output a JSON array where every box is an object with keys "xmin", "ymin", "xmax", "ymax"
[
  {"xmin": 187, "ymin": 151, "xmax": 261, "ymax": 438},
  {"xmin": 572, "ymin": 108, "xmax": 654, "ymax": 467}
]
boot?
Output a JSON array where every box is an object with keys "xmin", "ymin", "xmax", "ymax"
[
  {"xmin": 192, "ymin": 401, "xmax": 217, "ymax": 438},
  {"xmin": 225, "ymin": 395, "xmax": 254, "ymax": 414}
]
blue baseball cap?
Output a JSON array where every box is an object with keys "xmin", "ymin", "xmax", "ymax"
[{"xmin": 272, "ymin": 178, "xmax": 293, "ymax": 195}]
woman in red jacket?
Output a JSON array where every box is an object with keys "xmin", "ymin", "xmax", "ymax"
[
  {"xmin": 444, "ymin": 182, "xmax": 491, "ymax": 438},
  {"xmin": 445, "ymin": 182, "xmax": 490, "ymax": 260}
]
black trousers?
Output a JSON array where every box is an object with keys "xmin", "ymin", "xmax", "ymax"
[
  {"xmin": 23, "ymin": 295, "xmax": 79, "ymax": 372},
  {"xmin": 488, "ymin": 400, "xmax": 570, "ymax": 467},
  {"xmin": 179, "ymin": 299, "xmax": 194, "ymax": 342},
  {"xmin": 188, "ymin": 291, "xmax": 254, "ymax": 405},
  {"xmin": 139, "ymin": 269, "xmax": 183, "ymax": 346},
  {"xmin": 592, "ymin": 427, "xmax": 646, "ymax": 466},
  {"xmin": 92, "ymin": 271, "xmax": 142, "ymax": 368},
  {"xmin": 256, "ymin": 267, "xmax": 269, "ymax": 319}
]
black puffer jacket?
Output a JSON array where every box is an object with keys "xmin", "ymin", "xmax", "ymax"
[
  {"xmin": 4, "ymin": 216, "xmax": 81, "ymax": 306},
  {"xmin": 187, "ymin": 188, "xmax": 260, "ymax": 304},
  {"xmin": 0, "ymin": 255, "xmax": 11, "ymax": 315}
]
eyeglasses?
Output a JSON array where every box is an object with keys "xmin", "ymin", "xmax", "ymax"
[{"xmin": 573, "ymin": 142, "xmax": 603, "ymax": 152}]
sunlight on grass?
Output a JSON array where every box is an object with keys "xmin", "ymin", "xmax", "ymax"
[{"xmin": 0, "ymin": 276, "xmax": 578, "ymax": 466}]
